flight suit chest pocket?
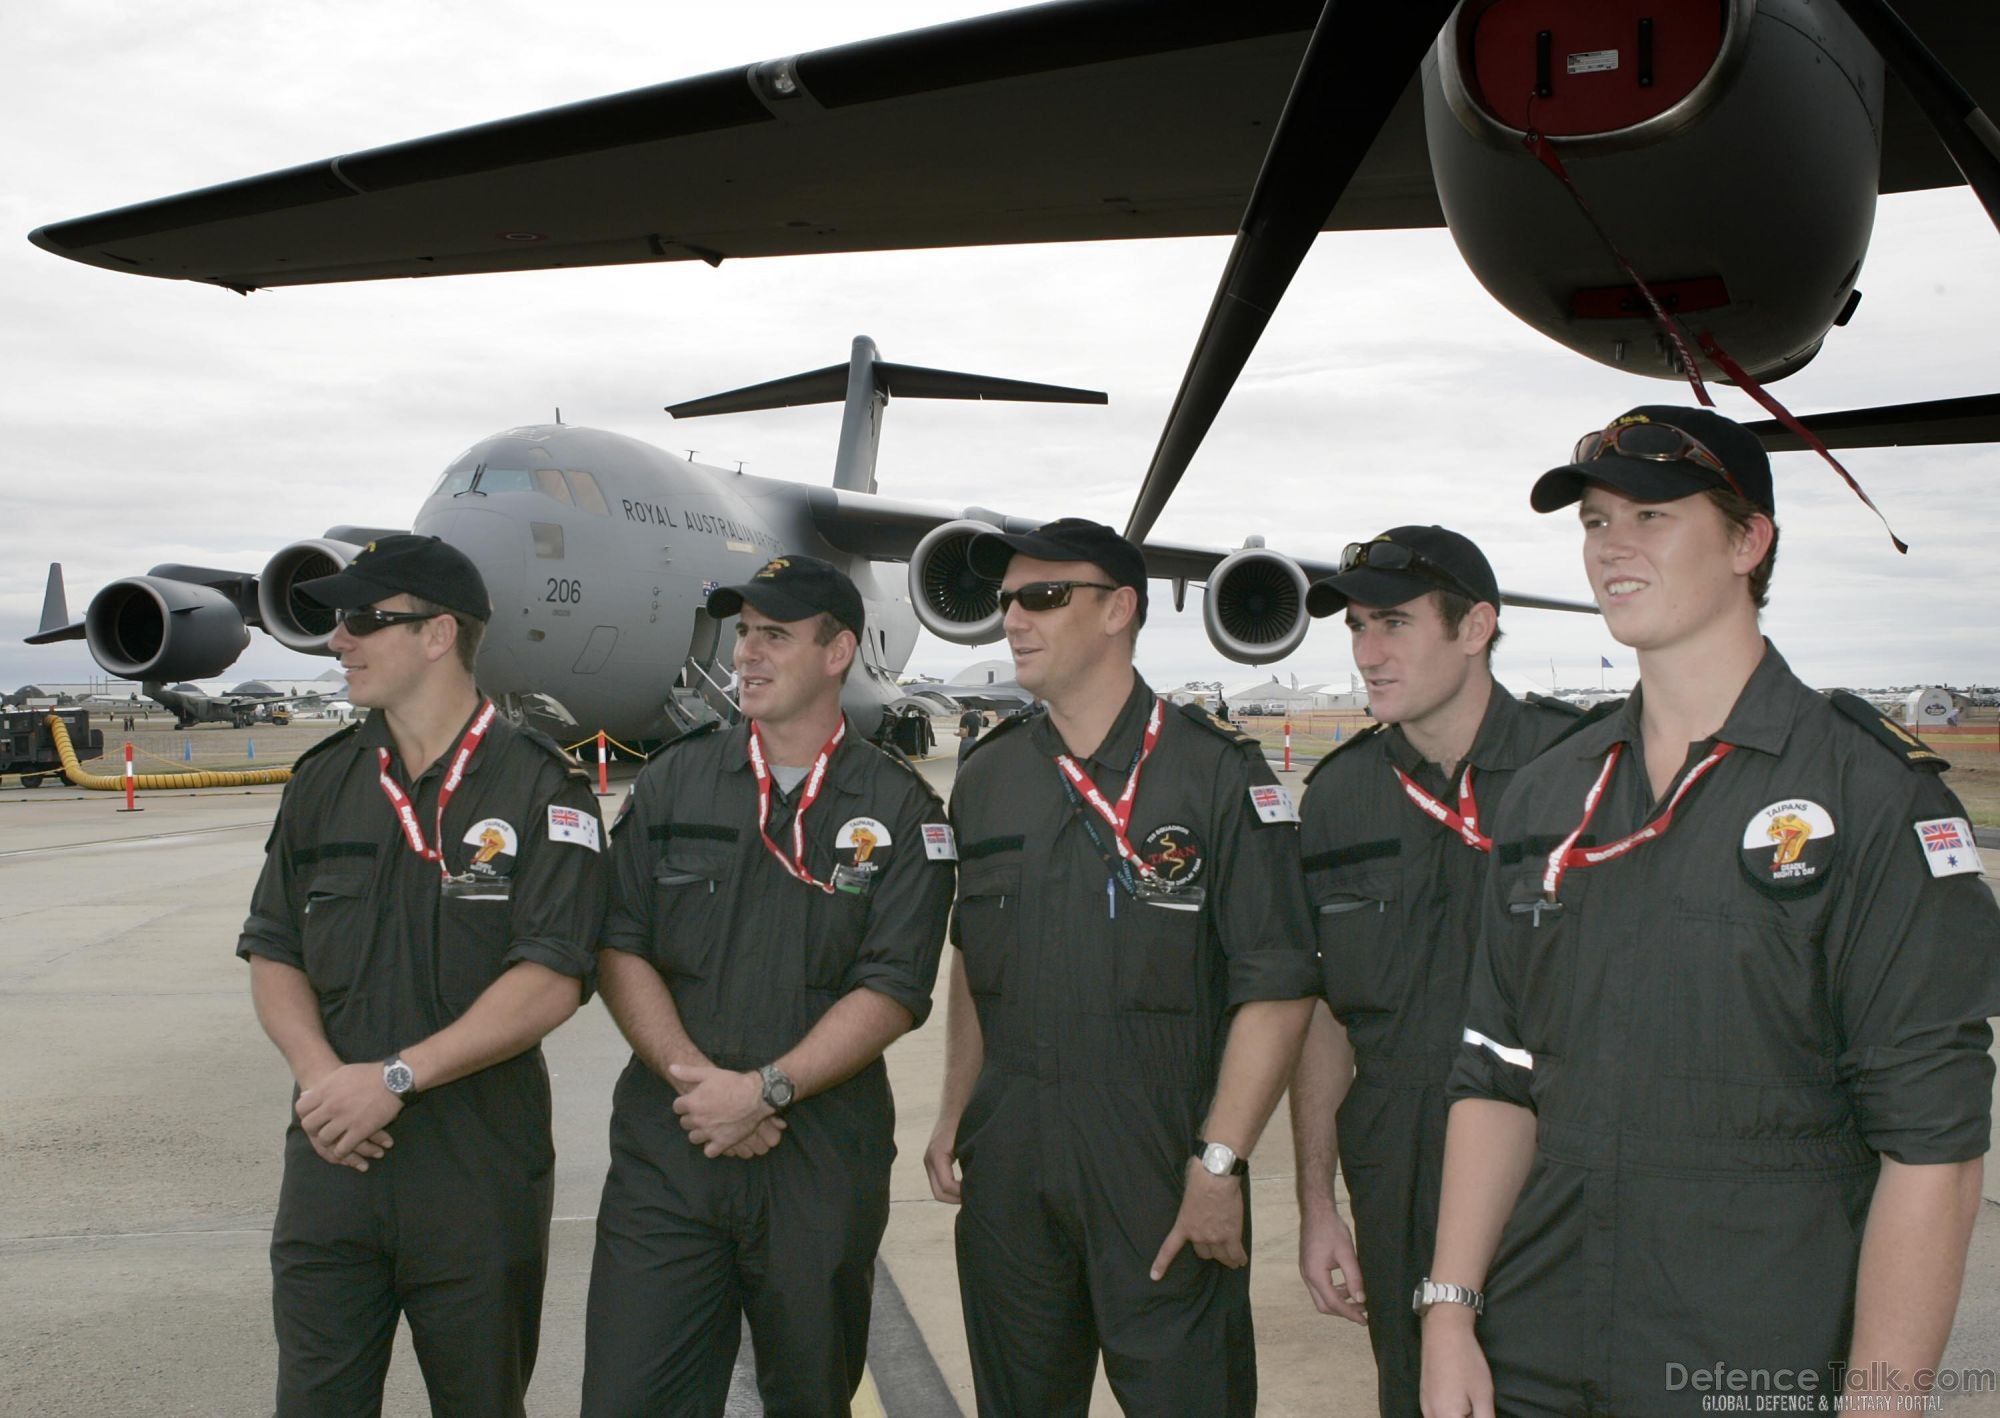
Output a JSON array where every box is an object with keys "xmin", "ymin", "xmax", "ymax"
[
  {"xmin": 1502, "ymin": 872, "xmax": 1576, "ymax": 1060},
  {"xmin": 440, "ymin": 881, "xmax": 514, "ymax": 1012},
  {"xmin": 651, "ymin": 842, "xmax": 733, "ymax": 980},
  {"xmin": 1113, "ymin": 894, "xmax": 1203, "ymax": 1014},
  {"xmin": 1312, "ymin": 868, "xmax": 1403, "ymax": 1020},
  {"xmin": 1661, "ymin": 901, "xmax": 1835, "ymax": 1086},
  {"xmin": 301, "ymin": 868, "xmax": 373, "ymax": 993},
  {"xmin": 954, "ymin": 861, "xmax": 1019, "ymax": 998}
]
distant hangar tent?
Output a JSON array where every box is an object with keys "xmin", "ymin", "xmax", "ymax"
[{"xmin": 1903, "ymin": 687, "xmax": 1959, "ymax": 728}]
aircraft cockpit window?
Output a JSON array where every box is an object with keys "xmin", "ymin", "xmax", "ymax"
[
  {"xmin": 431, "ymin": 464, "xmax": 479, "ymax": 497},
  {"xmin": 566, "ymin": 469, "xmax": 610, "ymax": 517},
  {"xmin": 533, "ymin": 468, "xmax": 574, "ymax": 505},
  {"xmin": 472, "ymin": 467, "xmax": 538, "ymax": 495}
]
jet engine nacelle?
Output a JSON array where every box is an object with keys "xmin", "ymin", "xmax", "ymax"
[
  {"xmin": 1425, "ymin": 0, "xmax": 1882, "ymax": 382},
  {"xmin": 908, "ymin": 519, "xmax": 1005, "ymax": 646},
  {"xmin": 85, "ymin": 576, "xmax": 250, "ymax": 681},
  {"xmin": 258, "ymin": 539, "xmax": 361, "ymax": 655},
  {"xmin": 1203, "ymin": 549, "xmax": 1310, "ymax": 665}
]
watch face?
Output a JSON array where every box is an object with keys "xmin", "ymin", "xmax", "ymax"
[
  {"xmin": 1201, "ymin": 1143, "xmax": 1235, "ymax": 1176},
  {"xmin": 384, "ymin": 1061, "xmax": 414, "ymax": 1095}
]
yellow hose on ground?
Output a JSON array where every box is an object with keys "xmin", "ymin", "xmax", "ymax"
[{"xmin": 45, "ymin": 714, "xmax": 293, "ymax": 790}]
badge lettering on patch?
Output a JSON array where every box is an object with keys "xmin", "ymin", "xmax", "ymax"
[
  {"xmin": 921, "ymin": 823, "xmax": 958, "ymax": 862},
  {"xmin": 462, "ymin": 818, "xmax": 519, "ymax": 876},
  {"xmin": 1914, "ymin": 816, "xmax": 1982, "ymax": 878},
  {"xmin": 1140, "ymin": 823, "xmax": 1206, "ymax": 888},
  {"xmin": 1248, "ymin": 783, "xmax": 1299, "ymax": 825},
  {"xmin": 547, "ymin": 804, "xmax": 602, "ymax": 853},
  {"xmin": 1739, "ymin": 798, "xmax": 1835, "ymax": 893}
]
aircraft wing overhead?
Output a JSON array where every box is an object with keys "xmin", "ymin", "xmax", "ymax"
[{"xmin": 28, "ymin": 2, "xmax": 1450, "ymax": 291}]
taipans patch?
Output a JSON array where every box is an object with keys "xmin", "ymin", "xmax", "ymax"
[
  {"xmin": 1140, "ymin": 823, "xmax": 1206, "ymax": 888},
  {"xmin": 1739, "ymin": 798, "xmax": 1836, "ymax": 896},
  {"xmin": 462, "ymin": 818, "xmax": 518, "ymax": 877},
  {"xmin": 835, "ymin": 816, "xmax": 892, "ymax": 865}
]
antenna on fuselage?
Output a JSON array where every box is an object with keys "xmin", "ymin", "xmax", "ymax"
[{"xmin": 664, "ymin": 335, "xmax": 1106, "ymax": 496}]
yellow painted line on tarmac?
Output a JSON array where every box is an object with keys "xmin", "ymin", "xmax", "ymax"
[{"xmin": 853, "ymin": 1367, "xmax": 887, "ymax": 1418}]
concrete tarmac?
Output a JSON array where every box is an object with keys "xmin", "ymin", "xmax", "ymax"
[{"xmin": 3, "ymin": 760, "xmax": 1999, "ymax": 1416}]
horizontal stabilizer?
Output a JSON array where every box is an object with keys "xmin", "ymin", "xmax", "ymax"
[
  {"xmin": 667, "ymin": 363, "xmax": 1105, "ymax": 419},
  {"xmin": 1746, "ymin": 393, "xmax": 2000, "ymax": 451},
  {"xmin": 26, "ymin": 562, "xmax": 85, "ymax": 644}
]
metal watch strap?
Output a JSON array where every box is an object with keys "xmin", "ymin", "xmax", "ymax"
[{"xmin": 1412, "ymin": 1278, "xmax": 1485, "ymax": 1316}]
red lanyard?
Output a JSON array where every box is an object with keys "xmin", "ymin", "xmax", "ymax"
[
  {"xmin": 747, "ymin": 719, "xmax": 846, "ymax": 893},
  {"xmin": 1541, "ymin": 741, "xmax": 1734, "ymax": 902},
  {"xmin": 1394, "ymin": 764, "xmax": 1490, "ymax": 853},
  {"xmin": 1054, "ymin": 697, "xmax": 1165, "ymax": 886},
  {"xmin": 376, "ymin": 699, "xmax": 498, "ymax": 880}
]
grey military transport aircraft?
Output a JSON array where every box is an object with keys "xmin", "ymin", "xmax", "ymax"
[{"xmin": 26, "ymin": 1, "xmax": 2000, "ymax": 737}]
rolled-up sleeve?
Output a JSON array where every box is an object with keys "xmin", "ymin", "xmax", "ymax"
[
  {"xmin": 500, "ymin": 770, "xmax": 609, "ymax": 1001},
  {"xmin": 1214, "ymin": 751, "xmax": 1319, "ymax": 1005},
  {"xmin": 841, "ymin": 781, "xmax": 954, "ymax": 1027},
  {"xmin": 237, "ymin": 794, "xmax": 305, "ymax": 968},
  {"xmin": 1828, "ymin": 774, "xmax": 2000, "ymax": 1164}
]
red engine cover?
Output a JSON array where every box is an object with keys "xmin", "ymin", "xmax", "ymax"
[{"xmin": 1468, "ymin": 0, "xmax": 1726, "ymax": 134}]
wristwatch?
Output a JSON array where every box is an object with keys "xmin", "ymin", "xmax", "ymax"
[
  {"xmin": 1193, "ymin": 1139, "xmax": 1248, "ymax": 1177},
  {"xmin": 382, "ymin": 1054, "xmax": 417, "ymax": 1098},
  {"xmin": 758, "ymin": 1063, "xmax": 796, "ymax": 1114},
  {"xmin": 1412, "ymin": 1277, "xmax": 1485, "ymax": 1316}
]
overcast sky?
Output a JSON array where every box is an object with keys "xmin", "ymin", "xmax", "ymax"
[{"xmin": 7, "ymin": 2, "xmax": 1997, "ymax": 701}]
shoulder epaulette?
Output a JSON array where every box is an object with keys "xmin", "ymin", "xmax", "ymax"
[
  {"xmin": 1176, "ymin": 700, "xmax": 1262, "ymax": 751},
  {"xmin": 1543, "ymin": 696, "xmax": 1625, "ymax": 748},
  {"xmin": 1827, "ymin": 691, "xmax": 1950, "ymax": 772},
  {"xmin": 289, "ymin": 720, "xmax": 361, "ymax": 772},
  {"xmin": 517, "ymin": 721, "xmax": 591, "ymax": 778},
  {"xmin": 652, "ymin": 719, "xmax": 723, "ymax": 756},
  {"xmin": 963, "ymin": 704, "xmax": 1039, "ymax": 760},
  {"xmin": 871, "ymin": 738, "xmax": 945, "ymax": 805},
  {"xmin": 1303, "ymin": 719, "xmax": 1388, "ymax": 785},
  {"xmin": 1526, "ymin": 692, "xmax": 1585, "ymax": 719}
]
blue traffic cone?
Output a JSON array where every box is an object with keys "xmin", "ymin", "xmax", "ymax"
[
  {"xmin": 247, "ymin": 739, "xmax": 255, "ymax": 759},
  {"xmin": 183, "ymin": 739, "xmax": 193, "ymax": 762},
  {"xmin": 1334, "ymin": 725, "xmax": 1342, "ymax": 742}
]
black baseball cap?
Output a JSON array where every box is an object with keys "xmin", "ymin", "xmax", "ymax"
[
  {"xmin": 966, "ymin": 517, "xmax": 1150, "ymax": 624},
  {"xmin": 1306, "ymin": 525, "xmax": 1500, "ymax": 618},
  {"xmin": 706, "ymin": 554, "xmax": 865, "ymax": 637},
  {"xmin": 297, "ymin": 533, "xmax": 492, "ymax": 621},
  {"xmin": 1531, "ymin": 405, "xmax": 1775, "ymax": 515}
]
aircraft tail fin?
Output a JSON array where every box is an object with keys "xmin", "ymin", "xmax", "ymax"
[
  {"xmin": 666, "ymin": 335, "xmax": 1105, "ymax": 495},
  {"xmin": 26, "ymin": 563, "xmax": 86, "ymax": 644}
]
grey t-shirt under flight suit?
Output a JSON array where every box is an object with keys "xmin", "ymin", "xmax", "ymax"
[{"xmin": 1451, "ymin": 645, "xmax": 2000, "ymax": 1416}]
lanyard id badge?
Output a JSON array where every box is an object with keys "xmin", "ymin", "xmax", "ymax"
[
  {"xmin": 1394, "ymin": 763, "xmax": 1491, "ymax": 853},
  {"xmin": 377, "ymin": 699, "xmax": 499, "ymax": 885},
  {"xmin": 1054, "ymin": 698, "xmax": 1206, "ymax": 915},
  {"xmin": 747, "ymin": 719, "xmax": 846, "ymax": 893}
]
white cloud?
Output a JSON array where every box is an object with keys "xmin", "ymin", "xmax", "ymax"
[{"xmin": 5, "ymin": 2, "xmax": 1996, "ymax": 696}]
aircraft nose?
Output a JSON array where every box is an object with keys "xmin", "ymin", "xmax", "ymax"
[{"xmin": 414, "ymin": 505, "xmax": 524, "ymax": 671}]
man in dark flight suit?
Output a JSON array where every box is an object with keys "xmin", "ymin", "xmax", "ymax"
[
  {"xmin": 237, "ymin": 534, "xmax": 606, "ymax": 1417},
  {"xmin": 583, "ymin": 555, "xmax": 954, "ymax": 1418},
  {"xmin": 1288, "ymin": 526, "xmax": 1590, "ymax": 1416},
  {"xmin": 1424, "ymin": 408, "xmax": 2000, "ymax": 1415},
  {"xmin": 924, "ymin": 518, "xmax": 1318, "ymax": 1416}
]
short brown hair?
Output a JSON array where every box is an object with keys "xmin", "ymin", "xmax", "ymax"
[
  {"xmin": 1704, "ymin": 489, "xmax": 1779, "ymax": 610},
  {"xmin": 813, "ymin": 612, "xmax": 857, "ymax": 683},
  {"xmin": 408, "ymin": 596, "xmax": 485, "ymax": 674},
  {"xmin": 1433, "ymin": 590, "xmax": 1503, "ymax": 658}
]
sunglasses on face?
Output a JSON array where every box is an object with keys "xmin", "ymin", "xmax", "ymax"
[
  {"xmin": 1337, "ymin": 541, "xmax": 1483, "ymax": 605},
  {"xmin": 339, "ymin": 607, "xmax": 443, "ymax": 637},
  {"xmin": 1571, "ymin": 418, "xmax": 1749, "ymax": 501},
  {"xmin": 997, "ymin": 580, "xmax": 1118, "ymax": 614}
]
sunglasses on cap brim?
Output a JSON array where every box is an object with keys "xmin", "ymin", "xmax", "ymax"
[
  {"xmin": 1571, "ymin": 419, "xmax": 1749, "ymax": 501},
  {"xmin": 1336, "ymin": 542, "xmax": 1484, "ymax": 606},
  {"xmin": 998, "ymin": 580, "xmax": 1119, "ymax": 613}
]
